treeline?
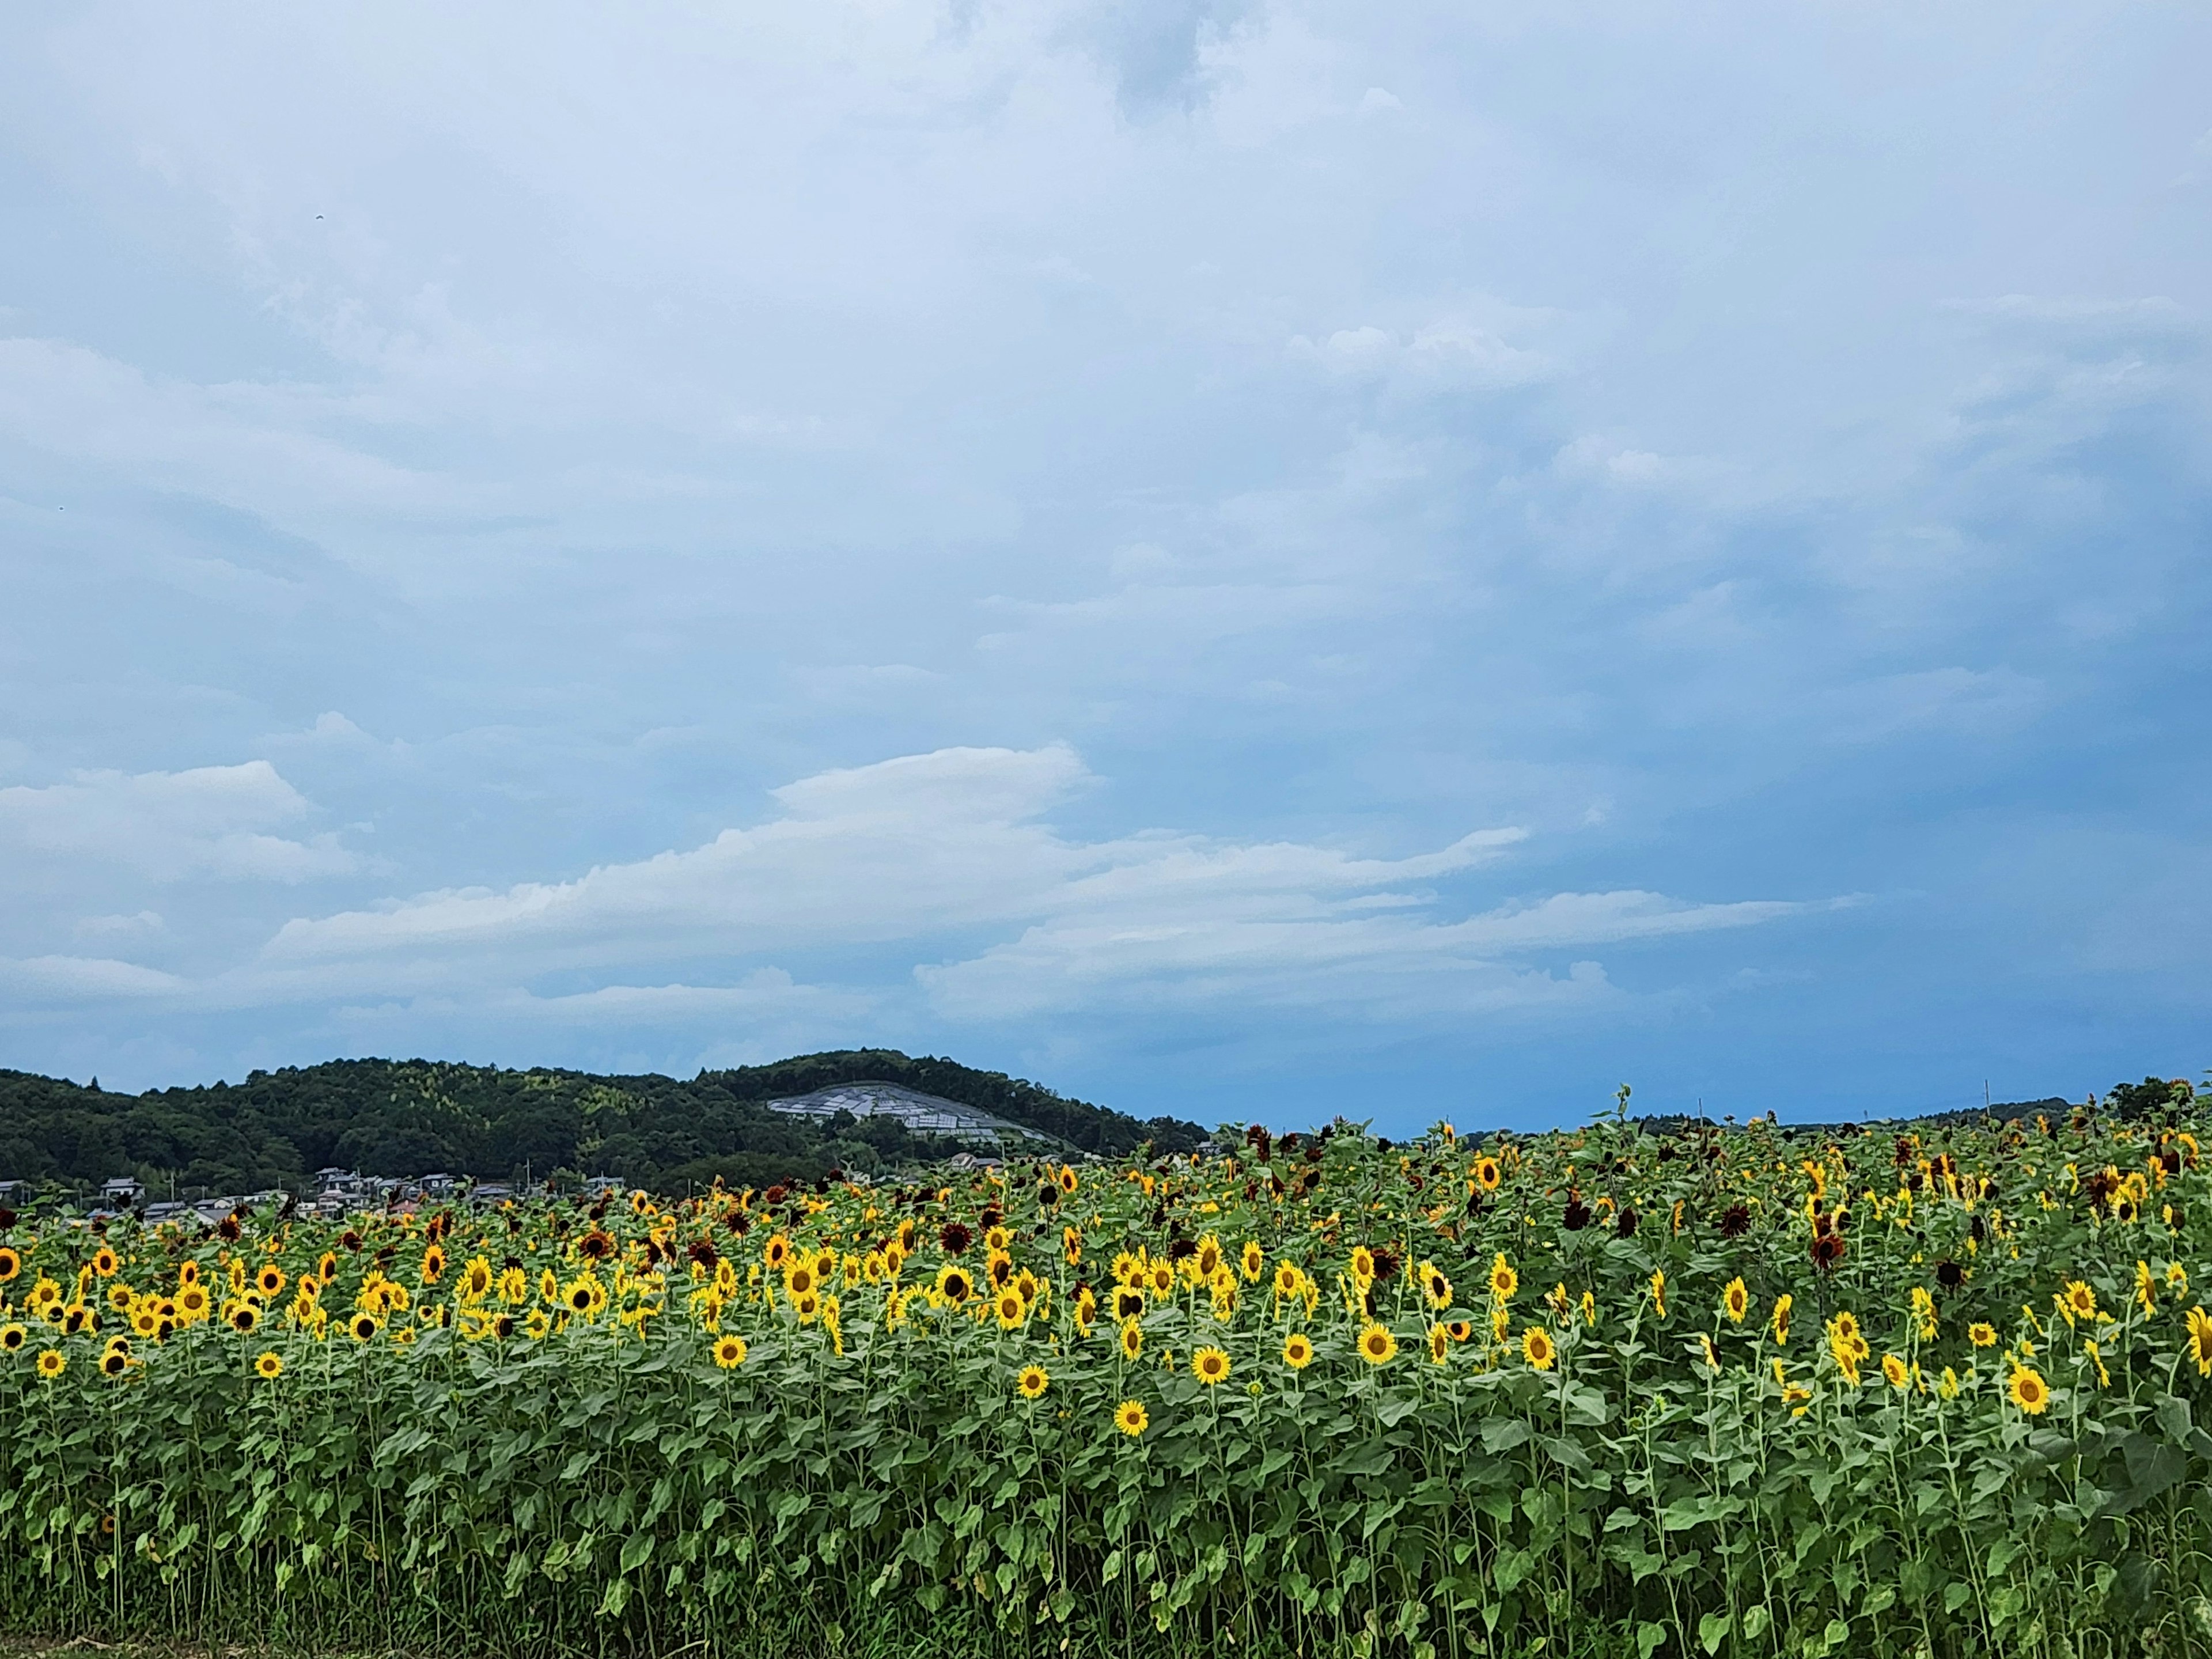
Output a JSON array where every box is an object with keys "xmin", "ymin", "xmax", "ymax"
[{"xmin": 0, "ymin": 1050, "xmax": 1206, "ymax": 1200}]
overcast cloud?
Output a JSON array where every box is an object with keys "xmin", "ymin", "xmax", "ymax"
[{"xmin": 1, "ymin": 1, "xmax": 2206, "ymax": 1127}]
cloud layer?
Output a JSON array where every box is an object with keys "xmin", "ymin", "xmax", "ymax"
[{"xmin": 0, "ymin": 0, "xmax": 2206, "ymax": 1122}]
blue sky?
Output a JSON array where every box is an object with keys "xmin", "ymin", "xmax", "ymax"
[{"xmin": 1, "ymin": 1, "xmax": 2206, "ymax": 1131}]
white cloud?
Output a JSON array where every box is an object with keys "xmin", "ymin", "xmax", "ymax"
[
  {"xmin": 0, "ymin": 954, "xmax": 185, "ymax": 1000},
  {"xmin": 918, "ymin": 886, "xmax": 1820, "ymax": 1020},
  {"xmin": 224, "ymin": 745, "xmax": 1812, "ymax": 1028},
  {"xmin": 74, "ymin": 910, "xmax": 166, "ymax": 938},
  {"xmin": 1289, "ymin": 321, "xmax": 1554, "ymax": 391},
  {"xmin": 0, "ymin": 761, "xmax": 357, "ymax": 883}
]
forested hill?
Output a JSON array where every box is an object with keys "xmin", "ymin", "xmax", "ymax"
[{"xmin": 0, "ymin": 1050, "xmax": 1207, "ymax": 1200}]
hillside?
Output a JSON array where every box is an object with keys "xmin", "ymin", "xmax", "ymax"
[{"xmin": 0, "ymin": 1050, "xmax": 1207, "ymax": 1201}]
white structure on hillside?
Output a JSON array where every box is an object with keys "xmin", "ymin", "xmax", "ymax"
[{"xmin": 763, "ymin": 1081, "xmax": 1029, "ymax": 1145}]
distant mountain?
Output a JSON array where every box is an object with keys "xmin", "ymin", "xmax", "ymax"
[{"xmin": 0, "ymin": 1050, "xmax": 1207, "ymax": 1202}]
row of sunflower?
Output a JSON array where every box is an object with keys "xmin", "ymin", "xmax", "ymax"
[{"xmin": 3, "ymin": 1111, "xmax": 2212, "ymax": 1658}]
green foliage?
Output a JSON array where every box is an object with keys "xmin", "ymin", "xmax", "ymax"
[
  {"xmin": 2, "ymin": 1101, "xmax": 2210, "ymax": 1656},
  {"xmin": 0, "ymin": 1051, "xmax": 1206, "ymax": 1198}
]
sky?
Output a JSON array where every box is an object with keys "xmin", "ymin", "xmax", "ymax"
[{"xmin": 1, "ymin": 1, "xmax": 2207, "ymax": 1132}]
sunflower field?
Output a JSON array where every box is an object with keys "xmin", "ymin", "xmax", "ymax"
[{"xmin": 4, "ymin": 1101, "xmax": 2212, "ymax": 1659}]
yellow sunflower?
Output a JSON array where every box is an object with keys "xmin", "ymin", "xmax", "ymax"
[
  {"xmin": 0, "ymin": 1247, "xmax": 19, "ymax": 1282},
  {"xmin": 2008, "ymin": 1365, "xmax": 2050, "ymax": 1415},
  {"xmin": 2184, "ymin": 1305, "xmax": 2212, "ymax": 1377},
  {"xmin": 1240, "ymin": 1241, "xmax": 1264, "ymax": 1282},
  {"xmin": 1721, "ymin": 1278, "xmax": 1749, "ymax": 1325},
  {"xmin": 0, "ymin": 1324, "xmax": 26, "ymax": 1352},
  {"xmin": 935, "ymin": 1263, "xmax": 974, "ymax": 1305},
  {"xmin": 1357, "ymin": 1321, "xmax": 1397, "ymax": 1365},
  {"xmin": 1426, "ymin": 1323, "xmax": 1450, "ymax": 1365},
  {"xmin": 1018, "ymin": 1364, "xmax": 1050, "ymax": 1399},
  {"xmin": 1522, "ymin": 1326, "xmax": 1556, "ymax": 1371},
  {"xmin": 92, "ymin": 1247, "xmax": 119, "ymax": 1278},
  {"xmin": 1192, "ymin": 1346, "xmax": 1231, "ymax": 1386},
  {"xmin": 256, "ymin": 1264, "xmax": 286, "ymax": 1298},
  {"xmin": 1282, "ymin": 1331, "xmax": 1315, "ymax": 1369},
  {"xmin": 713, "ymin": 1335, "xmax": 748, "ymax": 1370},
  {"xmin": 1968, "ymin": 1321, "xmax": 1997, "ymax": 1348},
  {"xmin": 1113, "ymin": 1399, "xmax": 1149, "ymax": 1438},
  {"xmin": 350, "ymin": 1312, "xmax": 381, "ymax": 1343},
  {"xmin": 36, "ymin": 1349, "xmax": 65, "ymax": 1379},
  {"xmin": 255, "ymin": 1351, "xmax": 284, "ymax": 1379},
  {"xmin": 1119, "ymin": 1319, "xmax": 1144, "ymax": 1362},
  {"xmin": 1882, "ymin": 1354, "xmax": 1909, "ymax": 1390},
  {"xmin": 1421, "ymin": 1263, "xmax": 1452, "ymax": 1310},
  {"xmin": 1488, "ymin": 1253, "xmax": 1517, "ymax": 1302},
  {"xmin": 2063, "ymin": 1280, "xmax": 2097, "ymax": 1321},
  {"xmin": 995, "ymin": 1289, "xmax": 1026, "ymax": 1330},
  {"xmin": 1474, "ymin": 1155, "xmax": 1502, "ymax": 1192}
]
